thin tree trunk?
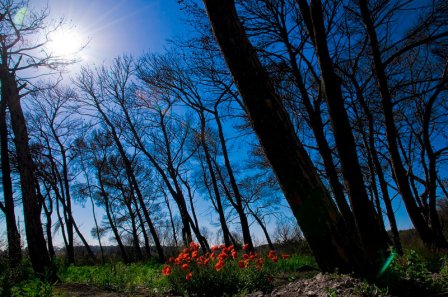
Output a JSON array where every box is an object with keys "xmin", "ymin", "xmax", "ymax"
[
  {"xmin": 248, "ymin": 206, "xmax": 274, "ymax": 250},
  {"xmin": 46, "ymin": 149, "xmax": 95, "ymax": 262},
  {"xmin": 81, "ymin": 157, "xmax": 105, "ymax": 264},
  {"xmin": 42, "ymin": 196, "xmax": 55, "ymax": 259},
  {"xmin": 56, "ymin": 195, "xmax": 69, "ymax": 254},
  {"xmin": 122, "ymin": 190, "xmax": 143, "ymax": 261},
  {"xmin": 51, "ymin": 128, "xmax": 75, "ymax": 264},
  {"xmin": 214, "ymin": 106, "xmax": 254, "ymax": 250},
  {"xmin": 199, "ymin": 112, "xmax": 231, "ymax": 246},
  {"xmin": 132, "ymin": 195, "xmax": 151, "ymax": 258},
  {"xmin": 163, "ymin": 191, "xmax": 179, "ymax": 247},
  {"xmin": 422, "ymin": 81, "xmax": 448, "ymax": 245},
  {"xmin": 351, "ymin": 75, "xmax": 403, "ymax": 254}
]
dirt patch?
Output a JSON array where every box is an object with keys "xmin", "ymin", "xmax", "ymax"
[{"xmin": 246, "ymin": 273, "xmax": 390, "ymax": 297}]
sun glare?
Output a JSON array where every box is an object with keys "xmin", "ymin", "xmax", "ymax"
[{"xmin": 48, "ymin": 28, "xmax": 84, "ymax": 58}]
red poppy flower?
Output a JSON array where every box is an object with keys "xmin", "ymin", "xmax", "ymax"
[
  {"xmin": 181, "ymin": 263, "xmax": 189, "ymax": 270},
  {"xmin": 186, "ymin": 272, "xmax": 193, "ymax": 281},
  {"xmin": 281, "ymin": 254, "xmax": 290, "ymax": 259},
  {"xmin": 162, "ymin": 265, "xmax": 171, "ymax": 276},
  {"xmin": 242, "ymin": 243, "xmax": 249, "ymax": 250},
  {"xmin": 215, "ymin": 260, "xmax": 225, "ymax": 271}
]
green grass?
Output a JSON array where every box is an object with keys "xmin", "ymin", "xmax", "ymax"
[{"xmin": 59, "ymin": 262, "xmax": 169, "ymax": 294}]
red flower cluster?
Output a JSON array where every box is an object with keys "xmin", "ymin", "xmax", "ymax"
[{"xmin": 161, "ymin": 242, "xmax": 292, "ymax": 282}]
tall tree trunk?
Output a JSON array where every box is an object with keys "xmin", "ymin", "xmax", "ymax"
[
  {"xmin": 42, "ymin": 196, "xmax": 55, "ymax": 259},
  {"xmin": 199, "ymin": 112, "xmax": 231, "ymax": 246},
  {"xmin": 55, "ymin": 195, "xmax": 69, "ymax": 255},
  {"xmin": 357, "ymin": 0, "xmax": 447, "ymax": 248},
  {"xmin": 214, "ymin": 106, "xmax": 254, "ymax": 250},
  {"xmin": 0, "ymin": 96, "xmax": 22, "ymax": 266},
  {"xmin": 296, "ymin": 0, "xmax": 389, "ymax": 264},
  {"xmin": 132, "ymin": 195, "xmax": 151, "ymax": 258},
  {"xmin": 247, "ymin": 206, "xmax": 275, "ymax": 250},
  {"xmin": 163, "ymin": 191, "xmax": 179, "ymax": 247},
  {"xmin": 202, "ymin": 0, "xmax": 375, "ymax": 276},
  {"xmin": 422, "ymin": 81, "xmax": 448, "ymax": 246},
  {"xmin": 2, "ymin": 71, "xmax": 56, "ymax": 280},
  {"xmin": 351, "ymin": 75, "xmax": 403, "ymax": 254},
  {"xmin": 51, "ymin": 129, "xmax": 75, "ymax": 264},
  {"xmin": 122, "ymin": 191, "xmax": 143, "ymax": 261},
  {"xmin": 81, "ymin": 158, "xmax": 105, "ymax": 264}
]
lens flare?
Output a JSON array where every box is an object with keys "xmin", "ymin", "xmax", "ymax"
[
  {"xmin": 377, "ymin": 250, "xmax": 397, "ymax": 278},
  {"xmin": 13, "ymin": 7, "xmax": 28, "ymax": 26}
]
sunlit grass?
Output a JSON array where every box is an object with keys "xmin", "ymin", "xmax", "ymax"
[{"xmin": 59, "ymin": 262, "xmax": 169, "ymax": 294}]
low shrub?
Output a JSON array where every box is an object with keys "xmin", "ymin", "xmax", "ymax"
[
  {"xmin": 10, "ymin": 279, "xmax": 53, "ymax": 297},
  {"xmin": 376, "ymin": 249, "xmax": 448, "ymax": 296}
]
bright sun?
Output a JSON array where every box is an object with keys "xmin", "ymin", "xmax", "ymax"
[{"xmin": 48, "ymin": 28, "xmax": 84, "ymax": 58}]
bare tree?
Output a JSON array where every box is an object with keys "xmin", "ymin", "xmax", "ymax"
[{"xmin": 201, "ymin": 0, "xmax": 378, "ymax": 276}]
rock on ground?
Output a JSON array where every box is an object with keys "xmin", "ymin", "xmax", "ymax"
[{"xmin": 246, "ymin": 273, "xmax": 390, "ymax": 297}]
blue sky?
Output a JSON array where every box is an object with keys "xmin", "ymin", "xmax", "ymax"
[{"xmin": 2, "ymin": 0, "xmax": 416, "ymax": 248}]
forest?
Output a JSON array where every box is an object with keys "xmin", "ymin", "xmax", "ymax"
[{"xmin": 0, "ymin": 0, "xmax": 448, "ymax": 296}]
